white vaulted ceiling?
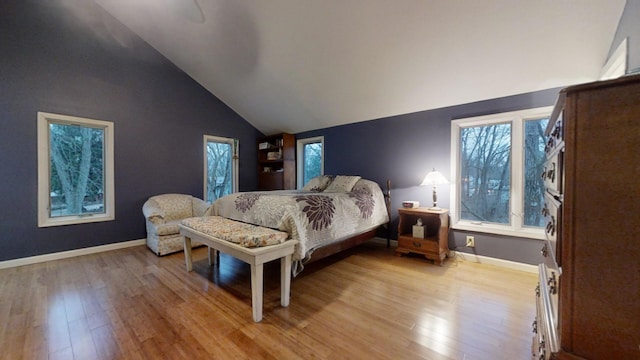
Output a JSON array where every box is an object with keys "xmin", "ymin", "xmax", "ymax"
[{"xmin": 94, "ymin": 0, "xmax": 625, "ymax": 135}]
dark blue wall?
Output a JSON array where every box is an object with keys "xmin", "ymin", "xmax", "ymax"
[
  {"xmin": 2, "ymin": 0, "xmax": 634, "ymax": 265},
  {"xmin": 0, "ymin": 0, "xmax": 261, "ymax": 261},
  {"xmin": 295, "ymin": 1, "xmax": 640, "ymax": 266},
  {"xmin": 297, "ymin": 89, "xmax": 562, "ymax": 265}
]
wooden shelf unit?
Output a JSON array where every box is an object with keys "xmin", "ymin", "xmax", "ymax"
[{"xmin": 257, "ymin": 133, "xmax": 295, "ymax": 190}]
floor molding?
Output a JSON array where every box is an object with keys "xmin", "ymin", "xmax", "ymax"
[
  {"xmin": 0, "ymin": 239, "xmax": 146, "ymax": 270},
  {"xmin": 450, "ymin": 250, "xmax": 537, "ymax": 273},
  {"xmin": 370, "ymin": 238, "xmax": 536, "ymax": 273},
  {"xmin": 1, "ymin": 237, "xmax": 537, "ymax": 274}
]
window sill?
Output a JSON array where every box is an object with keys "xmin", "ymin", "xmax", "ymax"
[
  {"xmin": 38, "ymin": 213, "xmax": 115, "ymax": 228},
  {"xmin": 451, "ymin": 222, "xmax": 545, "ymax": 240}
]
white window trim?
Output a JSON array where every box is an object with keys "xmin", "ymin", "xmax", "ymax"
[
  {"xmin": 600, "ymin": 37, "xmax": 627, "ymax": 80},
  {"xmin": 203, "ymin": 135, "xmax": 238, "ymax": 202},
  {"xmin": 37, "ymin": 112, "xmax": 115, "ymax": 227},
  {"xmin": 450, "ymin": 106, "xmax": 553, "ymax": 239},
  {"xmin": 296, "ymin": 136, "xmax": 324, "ymax": 189}
]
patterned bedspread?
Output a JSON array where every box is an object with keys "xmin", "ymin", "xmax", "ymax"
[{"xmin": 212, "ymin": 179, "xmax": 389, "ymax": 274}]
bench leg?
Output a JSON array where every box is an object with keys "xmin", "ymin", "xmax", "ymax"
[
  {"xmin": 207, "ymin": 247, "xmax": 218, "ymax": 266},
  {"xmin": 281, "ymin": 254, "xmax": 292, "ymax": 307},
  {"xmin": 183, "ymin": 236, "xmax": 193, "ymax": 272},
  {"xmin": 250, "ymin": 263, "xmax": 264, "ymax": 322}
]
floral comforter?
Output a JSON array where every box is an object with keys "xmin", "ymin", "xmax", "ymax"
[{"xmin": 212, "ymin": 179, "xmax": 389, "ymax": 274}]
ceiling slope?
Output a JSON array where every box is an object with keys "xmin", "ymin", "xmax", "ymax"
[{"xmin": 94, "ymin": 0, "xmax": 625, "ymax": 135}]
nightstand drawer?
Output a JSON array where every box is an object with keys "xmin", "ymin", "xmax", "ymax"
[{"xmin": 398, "ymin": 236, "xmax": 438, "ymax": 252}]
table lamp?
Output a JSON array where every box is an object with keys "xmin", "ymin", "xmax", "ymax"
[{"xmin": 420, "ymin": 168, "xmax": 449, "ymax": 210}]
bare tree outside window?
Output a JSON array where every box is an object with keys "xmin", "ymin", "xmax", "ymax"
[
  {"xmin": 303, "ymin": 142, "xmax": 322, "ymax": 185},
  {"xmin": 49, "ymin": 123, "xmax": 105, "ymax": 217},
  {"xmin": 206, "ymin": 141, "xmax": 232, "ymax": 201},
  {"xmin": 297, "ymin": 136, "xmax": 324, "ymax": 189},
  {"xmin": 523, "ymin": 118, "xmax": 549, "ymax": 227},
  {"xmin": 460, "ymin": 123, "xmax": 511, "ymax": 224},
  {"xmin": 452, "ymin": 107, "xmax": 552, "ymax": 237},
  {"xmin": 38, "ymin": 112, "xmax": 114, "ymax": 227},
  {"xmin": 456, "ymin": 114, "xmax": 549, "ymax": 229}
]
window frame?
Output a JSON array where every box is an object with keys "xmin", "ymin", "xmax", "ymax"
[
  {"xmin": 296, "ymin": 136, "xmax": 324, "ymax": 189},
  {"xmin": 203, "ymin": 135, "xmax": 238, "ymax": 202},
  {"xmin": 37, "ymin": 112, "xmax": 115, "ymax": 227},
  {"xmin": 600, "ymin": 37, "xmax": 627, "ymax": 80},
  {"xmin": 450, "ymin": 106, "xmax": 552, "ymax": 239}
]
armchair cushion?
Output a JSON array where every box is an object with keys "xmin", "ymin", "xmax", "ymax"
[
  {"xmin": 151, "ymin": 221, "xmax": 182, "ymax": 236},
  {"xmin": 147, "ymin": 215, "xmax": 165, "ymax": 226}
]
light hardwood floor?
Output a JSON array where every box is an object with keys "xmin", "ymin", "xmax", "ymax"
[{"xmin": 0, "ymin": 241, "xmax": 537, "ymax": 360}]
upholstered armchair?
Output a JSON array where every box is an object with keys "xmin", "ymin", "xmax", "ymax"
[{"xmin": 142, "ymin": 194, "xmax": 212, "ymax": 256}]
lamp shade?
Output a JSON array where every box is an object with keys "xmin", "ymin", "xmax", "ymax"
[{"xmin": 420, "ymin": 168, "xmax": 449, "ymax": 186}]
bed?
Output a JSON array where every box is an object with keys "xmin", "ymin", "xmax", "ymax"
[{"xmin": 212, "ymin": 176, "xmax": 391, "ymax": 275}]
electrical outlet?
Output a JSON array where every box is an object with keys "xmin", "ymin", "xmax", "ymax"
[{"xmin": 466, "ymin": 235, "xmax": 475, "ymax": 247}]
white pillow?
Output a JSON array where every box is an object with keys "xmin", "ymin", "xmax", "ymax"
[
  {"xmin": 352, "ymin": 179, "xmax": 382, "ymax": 194},
  {"xmin": 302, "ymin": 175, "xmax": 333, "ymax": 192},
  {"xmin": 324, "ymin": 175, "xmax": 361, "ymax": 192}
]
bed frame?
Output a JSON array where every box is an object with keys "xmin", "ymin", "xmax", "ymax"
[
  {"xmin": 179, "ymin": 180, "xmax": 391, "ymax": 320},
  {"xmin": 306, "ymin": 179, "xmax": 391, "ymax": 264}
]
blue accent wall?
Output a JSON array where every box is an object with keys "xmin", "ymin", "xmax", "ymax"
[
  {"xmin": 0, "ymin": 0, "xmax": 261, "ymax": 261},
  {"xmin": 297, "ymin": 89, "xmax": 562, "ymax": 265},
  {"xmin": 295, "ymin": 1, "xmax": 640, "ymax": 266},
  {"xmin": 1, "ymin": 0, "xmax": 634, "ymax": 266}
]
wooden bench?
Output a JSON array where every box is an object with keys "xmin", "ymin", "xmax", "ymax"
[{"xmin": 179, "ymin": 218, "xmax": 297, "ymax": 322}]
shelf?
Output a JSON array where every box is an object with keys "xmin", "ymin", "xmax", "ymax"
[
  {"xmin": 258, "ymin": 146, "xmax": 282, "ymax": 151},
  {"xmin": 256, "ymin": 133, "xmax": 295, "ymax": 190}
]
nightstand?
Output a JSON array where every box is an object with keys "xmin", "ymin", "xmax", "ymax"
[{"xmin": 396, "ymin": 207, "xmax": 449, "ymax": 265}]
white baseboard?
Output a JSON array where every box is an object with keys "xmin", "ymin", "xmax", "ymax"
[
  {"xmin": 0, "ymin": 239, "xmax": 537, "ymax": 273},
  {"xmin": 0, "ymin": 239, "xmax": 147, "ymax": 270},
  {"xmin": 370, "ymin": 238, "xmax": 536, "ymax": 273},
  {"xmin": 451, "ymin": 250, "xmax": 537, "ymax": 273}
]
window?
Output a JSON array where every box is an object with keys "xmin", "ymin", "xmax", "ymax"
[
  {"xmin": 204, "ymin": 135, "xmax": 238, "ymax": 202},
  {"xmin": 450, "ymin": 107, "xmax": 551, "ymax": 239},
  {"xmin": 296, "ymin": 136, "xmax": 324, "ymax": 188},
  {"xmin": 37, "ymin": 112, "xmax": 114, "ymax": 227}
]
